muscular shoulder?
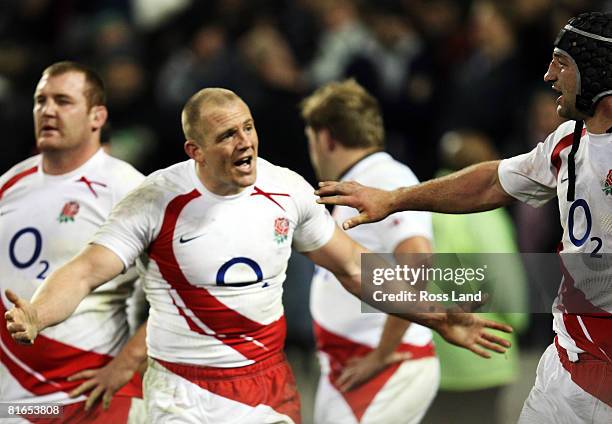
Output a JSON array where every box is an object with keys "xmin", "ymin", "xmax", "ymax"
[{"xmin": 126, "ymin": 160, "xmax": 194, "ymax": 206}]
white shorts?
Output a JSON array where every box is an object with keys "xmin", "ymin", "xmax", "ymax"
[
  {"xmin": 519, "ymin": 342, "xmax": 612, "ymax": 424},
  {"xmin": 314, "ymin": 354, "xmax": 440, "ymax": 424},
  {"xmin": 144, "ymin": 353, "xmax": 300, "ymax": 424}
]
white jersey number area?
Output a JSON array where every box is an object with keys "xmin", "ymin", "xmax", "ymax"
[
  {"xmin": 567, "ymin": 199, "xmax": 603, "ymax": 257},
  {"xmin": 8, "ymin": 227, "xmax": 50, "ymax": 279}
]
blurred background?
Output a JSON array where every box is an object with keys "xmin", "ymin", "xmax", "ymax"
[{"xmin": 2, "ymin": 0, "xmax": 609, "ymax": 422}]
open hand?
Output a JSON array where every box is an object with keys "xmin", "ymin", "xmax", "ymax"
[
  {"xmin": 435, "ymin": 313, "xmax": 512, "ymax": 358},
  {"xmin": 316, "ymin": 181, "xmax": 395, "ymax": 229},
  {"xmin": 68, "ymin": 355, "xmax": 137, "ymax": 411}
]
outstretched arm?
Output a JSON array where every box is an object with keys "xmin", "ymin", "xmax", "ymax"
[
  {"xmin": 5, "ymin": 244, "xmax": 124, "ymax": 344},
  {"xmin": 303, "ymin": 227, "xmax": 512, "ymax": 358},
  {"xmin": 316, "ymin": 161, "xmax": 515, "ymax": 229}
]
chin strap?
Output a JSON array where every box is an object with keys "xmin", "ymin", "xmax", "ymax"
[{"xmin": 566, "ymin": 120, "xmax": 583, "ymax": 202}]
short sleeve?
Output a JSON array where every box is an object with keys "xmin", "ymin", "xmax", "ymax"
[
  {"xmin": 289, "ymin": 173, "xmax": 336, "ymax": 252},
  {"xmin": 92, "ymin": 182, "xmax": 162, "ymax": 269},
  {"xmin": 498, "ymin": 134, "xmax": 558, "ymax": 208},
  {"xmin": 375, "ymin": 210, "xmax": 433, "ymax": 252}
]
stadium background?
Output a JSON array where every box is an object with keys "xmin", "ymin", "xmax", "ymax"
[{"xmin": 1, "ymin": 0, "xmax": 607, "ymax": 422}]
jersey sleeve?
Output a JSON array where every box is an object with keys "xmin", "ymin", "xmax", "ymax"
[
  {"xmin": 92, "ymin": 180, "xmax": 163, "ymax": 269},
  {"xmin": 288, "ymin": 172, "xmax": 336, "ymax": 252},
  {"xmin": 498, "ymin": 132, "xmax": 558, "ymax": 208},
  {"xmin": 376, "ymin": 210, "xmax": 432, "ymax": 252}
]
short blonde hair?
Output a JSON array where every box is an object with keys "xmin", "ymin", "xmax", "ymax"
[
  {"xmin": 181, "ymin": 87, "xmax": 243, "ymax": 143},
  {"xmin": 300, "ymin": 79, "xmax": 384, "ymax": 149}
]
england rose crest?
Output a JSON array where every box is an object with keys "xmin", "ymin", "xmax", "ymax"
[
  {"xmin": 274, "ymin": 217, "xmax": 290, "ymax": 244},
  {"xmin": 603, "ymin": 169, "xmax": 612, "ymax": 196},
  {"xmin": 58, "ymin": 201, "xmax": 80, "ymax": 223}
]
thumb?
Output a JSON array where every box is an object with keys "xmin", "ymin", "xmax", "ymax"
[{"xmin": 5, "ymin": 289, "xmax": 24, "ymax": 307}]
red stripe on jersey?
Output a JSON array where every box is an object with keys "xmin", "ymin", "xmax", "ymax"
[
  {"xmin": 555, "ymin": 337, "xmax": 612, "ymax": 406},
  {"xmin": 155, "ymin": 352, "xmax": 301, "ymax": 423},
  {"xmin": 556, "ymin": 250, "xmax": 612, "ymax": 362},
  {"xmin": 313, "ymin": 320, "xmax": 435, "ymax": 422},
  {"xmin": 148, "ymin": 190, "xmax": 286, "ymax": 362},
  {"xmin": 0, "ymin": 166, "xmax": 38, "ymax": 200},
  {"xmin": 550, "ymin": 128, "xmax": 585, "ymax": 177},
  {"xmin": 250, "ymin": 186, "xmax": 290, "ymax": 211},
  {"xmin": 0, "ymin": 300, "xmax": 142, "ymax": 397}
]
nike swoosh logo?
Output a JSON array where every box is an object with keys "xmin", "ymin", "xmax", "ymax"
[
  {"xmin": 561, "ymin": 177, "xmax": 569, "ymax": 183},
  {"xmin": 179, "ymin": 234, "xmax": 205, "ymax": 243},
  {"xmin": 0, "ymin": 209, "xmax": 16, "ymax": 216}
]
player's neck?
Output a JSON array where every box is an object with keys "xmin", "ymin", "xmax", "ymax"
[
  {"xmin": 41, "ymin": 143, "xmax": 101, "ymax": 175},
  {"xmin": 585, "ymin": 99, "xmax": 612, "ymax": 135}
]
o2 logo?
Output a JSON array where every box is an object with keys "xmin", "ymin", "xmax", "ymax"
[
  {"xmin": 9, "ymin": 227, "xmax": 50, "ymax": 279},
  {"xmin": 568, "ymin": 199, "xmax": 602, "ymax": 258},
  {"xmin": 216, "ymin": 257, "xmax": 267, "ymax": 288}
]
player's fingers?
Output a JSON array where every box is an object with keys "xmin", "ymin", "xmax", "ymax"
[
  {"xmin": 338, "ymin": 373, "xmax": 356, "ymax": 392},
  {"xmin": 6, "ymin": 322, "xmax": 26, "ymax": 333},
  {"xmin": 481, "ymin": 331, "xmax": 512, "ymax": 348},
  {"xmin": 4, "ymin": 289, "xmax": 23, "ymax": 307},
  {"xmin": 317, "ymin": 181, "xmax": 338, "ymax": 189},
  {"xmin": 477, "ymin": 337, "xmax": 506, "ymax": 354},
  {"xmin": 343, "ymin": 213, "xmax": 369, "ymax": 230},
  {"xmin": 337, "ymin": 367, "xmax": 355, "ymax": 389},
  {"xmin": 340, "ymin": 378, "xmax": 357, "ymax": 392},
  {"xmin": 102, "ymin": 389, "xmax": 114, "ymax": 410},
  {"xmin": 316, "ymin": 195, "xmax": 351, "ymax": 207},
  {"xmin": 469, "ymin": 345, "xmax": 491, "ymax": 359},
  {"xmin": 67, "ymin": 369, "xmax": 97, "ymax": 381},
  {"xmin": 12, "ymin": 331, "xmax": 34, "ymax": 344},
  {"xmin": 4, "ymin": 310, "xmax": 15, "ymax": 322},
  {"xmin": 315, "ymin": 182, "xmax": 340, "ymax": 196},
  {"xmin": 84, "ymin": 386, "xmax": 104, "ymax": 411},
  {"xmin": 69, "ymin": 379, "xmax": 98, "ymax": 398},
  {"xmin": 482, "ymin": 319, "xmax": 513, "ymax": 333},
  {"xmin": 389, "ymin": 351, "xmax": 412, "ymax": 363}
]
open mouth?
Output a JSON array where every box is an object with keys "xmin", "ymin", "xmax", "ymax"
[
  {"xmin": 41, "ymin": 124, "xmax": 59, "ymax": 134},
  {"xmin": 233, "ymin": 156, "xmax": 253, "ymax": 172}
]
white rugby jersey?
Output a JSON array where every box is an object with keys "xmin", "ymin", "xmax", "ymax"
[
  {"xmin": 93, "ymin": 157, "xmax": 335, "ymax": 368},
  {"xmin": 0, "ymin": 149, "xmax": 145, "ymax": 403},
  {"xmin": 499, "ymin": 120, "xmax": 612, "ymax": 361},
  {"xmin": 310, "ymin": 152, "xmax": 434, "ymax": 357}
]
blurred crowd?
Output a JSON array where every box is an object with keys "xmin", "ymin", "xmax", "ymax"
[{"xmin": 2, "ymin": 0, "xmax": 610, "ymax": 350}]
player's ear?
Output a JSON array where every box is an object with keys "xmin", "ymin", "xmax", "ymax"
[
  {"xmin": 320, "ymin": 129, "xmax": 336, "ymax": 152},
  {"xmin": 184, "ymin": 139, "xmax": 204, "ymax": 162},
  {"xmin": 90, "ymin": 106, "xmax": 108, "ymax": 131}
]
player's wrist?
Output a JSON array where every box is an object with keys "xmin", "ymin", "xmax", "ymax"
[{"xmin": 409, "ymin": 312, "xmax": 448, "ymax": 331}]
